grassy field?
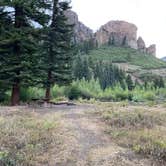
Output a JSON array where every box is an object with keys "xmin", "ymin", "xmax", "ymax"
[
  {"xmin": 94, "ymin": 102, "xmax": 166, "ymax": 164},
  {"xmin": 0, "ymin": 102, "xmax": 166, "ymax": 165},
  {"xmin": 87, "ymin": 46, "xmax": 166, "ymax": 69},
  {"xmin": 0, "ymin": 108, "xmax": 64, "ymax": 166}
]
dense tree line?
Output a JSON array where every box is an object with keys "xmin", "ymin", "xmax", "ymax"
[
  {"xmin": 0, "ymin": 0, "xmax": 74, "ymax": 105},
  {"xmin": 73, "ymin": 56, "xmax": 165, "ymax": 91},
  {"xmin": 73, "ymin": 56, "xmax": 130, "ymax": 90}
]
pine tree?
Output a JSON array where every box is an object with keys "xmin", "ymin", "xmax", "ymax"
[
  {"xmin": 0, "ymin": 0, "xmax": 51, "ymax": 105},
  {"xmin": 126, "ymin": 75, "xmax": 134, "ymax": 91},
  {"xmin": 159, "ymin": 77, "xmax": 165, "ymax": 88},
  {"xmin": 153, "ymin": 76, "xmax": 165, "ymax": 89},
  {"xmin": 41, "ymin": 0, "xmax": 74, "ymax": 100},
  {"xmin": 120, "ymin": 79, "xmax": 126, "ymax": 90},
  {"xmin": 82, "ymin": 57, "xmax": 91, "ymax": 80},
  {"xmin": 73, "ymin": 56, "xmax": 83, "ymax": 80}
]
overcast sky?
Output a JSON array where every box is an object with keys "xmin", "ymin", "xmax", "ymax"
[{"xmin": 71, "ymin": 0, "xmax": 166, "ymax": 58}]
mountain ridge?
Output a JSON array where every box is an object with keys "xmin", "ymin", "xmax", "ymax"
[{"xmin": 66, "ymin": 10, "xmax": 156, "ymax": 57}]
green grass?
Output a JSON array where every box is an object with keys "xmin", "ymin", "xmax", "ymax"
[{"xmin": 87, "ymin": 46, "xmax": 166, "ymax": 69}]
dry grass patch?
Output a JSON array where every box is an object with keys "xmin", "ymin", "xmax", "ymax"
[
  {"xmin": 0, "ymin": 109, "xmax": 62, "ymax": 166},
  {"xmin": 95, "ymin": 102, "xmax": 166, "ymax": 164}
]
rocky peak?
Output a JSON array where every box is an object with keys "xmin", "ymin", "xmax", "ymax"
[
  {"xmin": 137, "ymin": 37, "xmax": 146, "ymax": 53},
  {"xmin": 146, "ymin": 44, "xmax": 156, "ymax": 56},
  {"xmin": 65, "ymin": 11, "xmax": 156, "ymax": 56},
  {"xmin": 95, "ymin": 21, "xmax": 138, "ymax": 49},
  {"xmin": 65, "ymin": 10, "xmax": 94, "ymax": 43}
]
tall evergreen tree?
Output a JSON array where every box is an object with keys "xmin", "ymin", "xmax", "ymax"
[
  {"xmin": 0, "ymin": 0, "xmax": 51, "ymax": 105},
  {"xmin": 126, "ymin": 74, "xmax": 134, "ymax": 91},
  {"xmin": 153, "ymin": 76, "xmax": 165, "ymax": 89},
  {"xmin": 159, "ymin": 77, "xmax": 165, "ymax": 88},
  {"xmin": 41, "ymin": 0, "xmax": 74, "ymax": 100}
]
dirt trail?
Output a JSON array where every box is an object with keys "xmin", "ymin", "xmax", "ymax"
[
  {"xmin": 0, "ymin": 105, "xmax": 158, "ymax": 165},
  {"xmin": 52, "ymin": 105, "xmax": 155, "ymax": 166}
]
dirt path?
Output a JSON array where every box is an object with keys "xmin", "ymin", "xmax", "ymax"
[
  {"xmin": 0, "ymin": 104, "xmax": 158, "ymax": 165},
  {"xmin": 50, "ymin": 104, "xmax": 155, "ymax": 166}
]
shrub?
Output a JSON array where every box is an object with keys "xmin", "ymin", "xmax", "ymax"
[
  {"xmin": 20, "ymin": 87, "xmax": 45, "ymax": 102},
  {"xmin": 0, "ymin": 91, "xmax": 9, "ymax": 103},
  {"xmin": 143, "ymin": 91, "xmax": 156, "ymax": 101},
  {"xmin": 114, "ymin": 91, "xmax": 129, "ymax": 101},
  {"xmin": 67, "ymin": 85, "xmax": 82, "ymax": 100},
  {"xmin": 51, "ymin": 85, "xmax": 66, "ymax": 99},
  {"xmin": 133, "ymin": 135, "xmax": 166, "ymax": 162}
]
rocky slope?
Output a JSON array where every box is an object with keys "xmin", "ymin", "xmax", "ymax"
[
  {"xmin": 95, "ymin": 21, "xmax": 138, "ymax": 49},
  {"xmin": 66, "ymin": 10, "xmax": 156, "ymax": 56},
  {"xmin": 95, "ymin": 21, "xmax": 156, "ymax": 56},
  {"xmin": 65, "ymin": 10, "xmax": 94, "ymax": 43}
]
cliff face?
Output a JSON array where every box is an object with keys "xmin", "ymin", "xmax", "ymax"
[
  {"xmin": 146, "ymin": 44, "xmax": 156, "ymax": 56},
  {"xmin": 94, "ymin": 21, "xmax": 156, "ymax": 56},
  {"xmin": 137, "ymin": 37, "xmax": 146, "ymax": 53},
  {"xmin": 65, "ymin": 10, "xmax": 156, "ymax": 56},
  {"xmin": 65, "ymin": 10, "xmax": 93, "ymax": 43},
  {"xmin": 95, "ymin": 21, "xmax": 138, "ymax": 49}
]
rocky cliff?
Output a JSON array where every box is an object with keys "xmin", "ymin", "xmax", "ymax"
[
  {"xmin": 95, "ymin": 21, "xmax": 138, "ymax": 49},
  {"xmin": 65, "ymin": 10, "xmax": 156, "ymax": 56},
  {"xmin": 137, "ymin": 37, "xmax": 146, "ymax": 53},
  {"xmin": 146, "ymin": 44, "xmax": 156, "ymax": 56},
  {"xmin": 65, "ymin": 10, "xmax": 94, "ymax": 43},
  {"xmin": 94, "ymin": 21, "xmax": 156, "ymax": 56}
]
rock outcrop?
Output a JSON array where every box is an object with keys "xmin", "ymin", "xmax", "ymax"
[
  {"xmin": 95, "ymin": 21, "xmax": 138, "ymax": 49},
  {"xmin": 94, "ymin": 21, "xmax": 156, "ymax": 56},
  {"xmin": 137, "ymin": 37, "xmax": 146, "ymax": 53},
  {"xmin": 65, "ymin": 10, "xmax": 156, "ymax": 56},
  {"xmin": 65, "ymin": 10, "xmax": 93, "ymax": 43},
  {"xmin": 146, "ymin": 44, "xmax": 156, "ymax": 56}
]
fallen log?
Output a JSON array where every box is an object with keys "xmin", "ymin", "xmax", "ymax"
[{"xmin": 48, "ymin": 101, "xmax": 76, "ymax": 106}]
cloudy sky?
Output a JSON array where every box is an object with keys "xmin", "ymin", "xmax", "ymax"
[{"xmin": 71, "ymin": 0, "xmax": 166, "ymax": 58}]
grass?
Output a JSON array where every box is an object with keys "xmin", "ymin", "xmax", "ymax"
[
  {"xmin": 95, "ymin": 102, "xmax": 166, "ymax": 163},
  {"xmin": 87, "ymin": 46, "xmax": 166, "ymax": 69},
  {"xmin": 0, "ymin": 109, "xmax": 61, "ymax": 165}
]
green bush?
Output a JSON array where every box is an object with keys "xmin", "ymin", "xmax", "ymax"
[
  {"xmin": 51, "ymin": 85, "xmax": 66, "ymax": 99},
  {"xmin": 143, "ymin": 91, "xmax": 156, "ymax": 101},
  {"xmin": 67, "ymin": 85, "xmax": 82, "ymax": 100},
  {"xmin": 114, "ymin": 91, "xmax": 129, "ymax": 101},
  {"xmin": 20, "ymin": 87, "xmax": 45, "ymax": 102},
  {"xmin": 1, "ymin": 78, "xmax": 164, "ymax": 104},
  {"xmin": 0, "ymin": 91, "xmax": 8, "ymax": 103}
]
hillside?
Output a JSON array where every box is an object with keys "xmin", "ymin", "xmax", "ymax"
[
  {"xmin": 86, "ymin": 46, "xmax": 166, "ymax": 78},
  {"xmin": 88, "ymin": 46, "xmax": 166, "ymax": 69}
]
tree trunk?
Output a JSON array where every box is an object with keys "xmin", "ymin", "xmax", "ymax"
[
  {"xmin": 45, "ymin": 86, "xmax": 51, "ymax": 101},
  {"xmin": 45, "ymin": 70, "xmax": 52, "ymax": 101},
  {"xmin": 11, "ymin": 83, "xmax": 20, "ymax": 106},
  {"xmin": 10, "ymin": 5, "xmax": 23, "ymax": 106}
]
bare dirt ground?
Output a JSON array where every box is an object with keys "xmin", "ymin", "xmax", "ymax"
[{"xmin": 0, "ymin": 104, "xmax": 162, "ymax": 166}]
